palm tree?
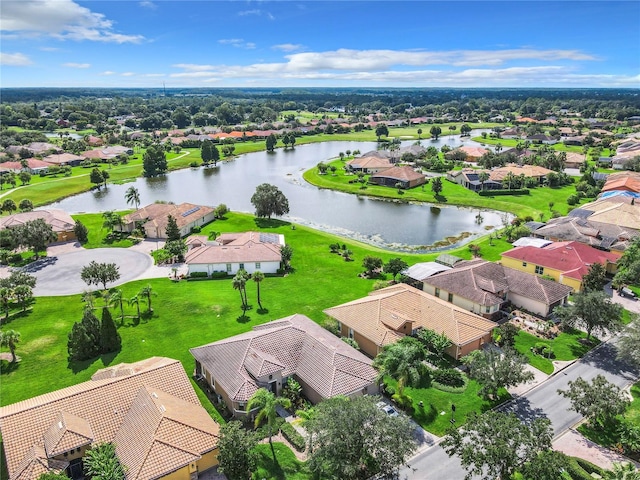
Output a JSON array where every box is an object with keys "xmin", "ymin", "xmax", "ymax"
[
  {"xmin": 247, "ymin": 388, "xmax": 291, "ymax": 461},
  {"xmin": 478, "ymin": 171, "xmax": 490, "ymax": 191},
  {"xmin": 139, "ymin": 284, "xmax": 156, "ymax": 313},
  {"xmin": 252, "ymin": 271, "xmax": 265, "ymax": 310},
  {"xmin": 0, "ymin": 329, "xmax": 20, "ymax": 363},
  {"xmin": 0, "ymin": 287, "xmax": 12, "ymax": 322},
  {"xmin": 373, "ymin": 338, "xmax": 425, "ymax": 396},
  {"xmin": 232, "ymin": 270, "xmax": 249, "ymax": 312},
  {"xmin": 109, "ymin": 289, "xmax": 125, "ymax": 321},
  {"xmin": 128, "ymin": 295, "xmax": 140, "ymax": 321},
  {"xmin": 124, "ymin": 186, "xmax": 141, "ymax": 210}
]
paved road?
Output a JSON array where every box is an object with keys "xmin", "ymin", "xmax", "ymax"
[
  {"xmin": 400, "ymin": 339, "xmax": 639, "ymax": 479},
  {"xmin": 28, "ymin": 248, "xmax": 153, "ymax": 296}
]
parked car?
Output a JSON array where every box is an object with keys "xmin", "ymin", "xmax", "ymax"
[
  {"xmin": 376, "ymin": 401, "xmax": 399, "ymax": 417},
  {"xmin": 620, "ymin": 287, "xmax": 637, "ymax": 299}
]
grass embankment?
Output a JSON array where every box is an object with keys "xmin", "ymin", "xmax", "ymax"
[{"xmin": 304, "ymin": 159, "xmax": 579, "ymax": 219}]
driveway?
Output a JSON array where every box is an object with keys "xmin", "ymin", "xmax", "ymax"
[{"xmin": 29, "ymin": 248, "xmax": 153, "ymax": 296}]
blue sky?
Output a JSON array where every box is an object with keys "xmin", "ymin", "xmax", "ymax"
[{"xmin": 1, "ymin": 0, "xmax": 639, "ymax": 88}]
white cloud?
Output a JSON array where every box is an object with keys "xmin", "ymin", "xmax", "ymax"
[
  {"xmin": 171, "ymin": 63, "xmax": 215, "ymax": 71},
  {"xmin": 39, "ymin": 46, "xmax": 60, "ymax": 52},
  {"xmin": 143, "ymin": 73, "xmax": 165, "ymax": 77},
  {"xmin": 272, "ymin": 43, "xmax": 304, "ymax": 52},
  {"xmin": 139, "ymin": 1, "xmax": 157, "ymax": 9},
  {"xmin": 100, "ymin": 71, "xmax": 116, "ymax": 75},
  {"xmin": 218, "ymin": 38, "xmax": 256, "ymax": 49},
  {"xmin": 0, "ymin": 52, "xmax": 33, "ymax": 66},
  {"xmin": 238, "ymin": 9, "xmax": 261, "ymax": 16},
  {"xmin": 1, "ymin": 0, "xmax": 144, "ymax": 43},
  {"xmin": 121, "ymin": 72, "xmax": 135, "ymax": 76},
  {"xmin": 63, "ymin": 62, "xmax": 90, "ymax": 68}
]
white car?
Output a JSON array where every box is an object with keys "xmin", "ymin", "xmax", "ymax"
[{"xmin": 376, "ymin": 401, "xmax": 399, "ymax": 417}]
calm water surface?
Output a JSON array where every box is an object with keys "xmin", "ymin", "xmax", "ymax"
[{"xmin": 49, "ymin": 135, "xmax": 507, "ymax": 252}]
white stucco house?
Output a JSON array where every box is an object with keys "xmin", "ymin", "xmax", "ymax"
[{"xmin": 185, "ymin": 231, "xmax": 285, "ymax": 276}]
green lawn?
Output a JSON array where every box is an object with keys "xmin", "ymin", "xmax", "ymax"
[
  {"xmin": 513, "ymin": 328, "xmax": 600, "ymax": 374},
  {"xmin": 72, "ymin": 211, "xmax": 135, "ymax": 249},
  {"xmin": 0, "ymin": 212, "xmax": 439, "ymax": 406},
  {"xmin": 252, "ymin": 443, "xmax": 311, "ymax": 480},
  {"xmin": 384, "ymin": 376, "xmax": 509, "ymax": 436}
]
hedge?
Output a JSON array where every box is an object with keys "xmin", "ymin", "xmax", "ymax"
[
  {"xmin": 565, "ymin": 457, "xmax": 605, "ymax": 480},
  {"xmin": 478, "ymin": 189, "xmax": 530, "ymax": 196},
  {"xmin": 280, "ymin": 422, "xmax": 306, "ymax": 451}
]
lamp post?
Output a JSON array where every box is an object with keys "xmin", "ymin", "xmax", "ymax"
[{"xmin": 450, "ymin": 403, "xmax": 456, "ymax": 425}]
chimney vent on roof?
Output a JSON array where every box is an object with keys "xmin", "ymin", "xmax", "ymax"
[
  {"xmin": 58, "ymin": 421, "xmax": 63, "ymax": 429},
  {"xmin": 151, "ymin": 392, "xmax": 158, "ymax": 398}
]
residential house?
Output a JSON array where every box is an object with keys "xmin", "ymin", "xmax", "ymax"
[
  {"xmin": 369, "ymin": 166, "xmax": 427, "ymax": 189},
  {"xmin": 456, "ymin": 146, "xmax": 489, "ymax": 162},
  {"xmin": 190, "ymin": 314, "xmax": 378, "ymax": 415},
  {"xmin": 185, "ymin": 231, "xmax": 284, "ymax": 275},
  {"xmin": 422, "ymin": 259, "xmax": 572, "ymax": 318},
  {"xmin": 346, "ymin": 156, "xmax": 393, "ymax": 174},
  {"xmin": 42, "ymin": 153, "xmax": 85, "ymax": 167},
  {"xmin": 324, "ymin": 283, "xmax": 497, "ymax": 360},
  {"xmin": 118, "ymin": 203, "xmax": 215, "ymax": 239},
  {"xmin": 0, "ymin": 357, "xmax": 220, "ymax": 480},
  {"xmin": 0, "ymin": 209, "xmax": 76, "ymax": 243},
  {"xmin": 531, "ymin": 216, "xmax": 636, "ymax": 252},
  {"xmin": 564, "ymin": 152, "xmax": 586, "ymax": 169},
  {"xmin": 526, "ymin": 134, "xmax": 558, "ymax": 145},
  {"xmin": 489, "ymin": 164, "xmax": 552, "ymax": 185},
  {"xmin": 447, "ymin": 168, "xmax": 501, "ymax": 192},
  {"xmin": 403, "ymin": 261, "xmax": 452, "ymax": 290},
  {"xmin": 501, "ymin": 240, "xmax": 620, "ymax": 291},
  {"xmin": 601, "ymin": 172, "xmax": 640, "ymax": 195},
  {"xmin": 0, "ymin": 158, "xmax": 52, "ymax": 175}
]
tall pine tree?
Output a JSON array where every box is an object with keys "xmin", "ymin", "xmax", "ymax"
[
  {"xmin": 67, "ymin": 309, "xmax": 102, "ymax": 361},
  {"xmin": 100, "ymin": 307, "xmax": 121, "ymax": 354},
  {"xmin": 165, "ymin": 214, "xmax": 181, "ymax": 241}
]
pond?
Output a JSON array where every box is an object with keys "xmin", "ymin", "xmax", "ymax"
[{"xmin": 48, "ymin": 134, "xmax": 508, "ymax": 252}]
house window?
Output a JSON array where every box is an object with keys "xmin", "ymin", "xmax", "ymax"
[
  {"xmin": 226, "ymin": 264, "xmax": 232, "ymax": 272},
  {"xmin": 486, "ymin": 306, "xmax": 491, "ymax": 314},
  {"xmin": 535, "ymin": 265, "xmax": 544, "ymax": 275},
  {"xmin": 435, "ymin": 288, "xmax": 440, "ymax": 298},
  {"xmin": 447, "ymin": 293, "xmax": 453, "ymax": 303},
  {"xmin": 348, "ymin": 328, "xmax": 354, "ymax": 339},
  {"xmin": 239, "ymin": 263, "xmax": 245, "ymax": 270},
  {"xmin": 255, "ymin": 262, "xmax": 261, "ymax": 269},
  {"xmin": 237, "ymin": 402, "xmax": 246, "ymax": 412},
  {"xmin": 522, "ymin": 262, "xmax": 527, "ymax": 267}
]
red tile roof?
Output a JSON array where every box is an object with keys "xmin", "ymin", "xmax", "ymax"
[
  {"xmin": 370, "ymin": 166, "xmax": 425, "ymax": 182},
  {"xmin": 501, "ymin": 241, "xmax": 619, "ymax": 280}
]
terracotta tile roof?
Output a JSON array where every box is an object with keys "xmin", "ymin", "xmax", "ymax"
[
  {"xmin": 370, "ymin": 166, "xmax": 426, "ymax": 182},
  {"xmin": 0, "ymin": 209, "xmax": 75, "ymax": 233},
  {"xmin": 501, "ymin": 241, "xmax": 620, "ymax": 281},
  {"xmin": 346, "ymin": 156, "xmax": 393, "ymax": 169},
  {"xmin": 42, "ymin": 153, "xmax": 85, "ymax": 165},
  {"xmin": 489, "ymin": 164, "xmax": 552, "ymax": 181},
  {"xmin": 122, "ymin": 203, "xmax": 215, "ymax": 232},
  {"xmin": 11, "ymin": 446, "xmax": 68, "ymax": 480},
  {"xmin": 43, "ymin": 412, "xmax": 94, "ymax": 458},
  {"xmin": 602, "ymin": 175, "xmax": 640, "ymax": 194},
  {"xmin": 190, "ymin": 314, "xmax": 377, "ymax": 403},
  {"xmin": 0, "ymin": 158, "xmax": 53, "ymax": 171},
  {"xmin": 0, "ymin": 357, "xmax": 219, "ymax": 480},
  {"xmin": 425, "ymin": 260, "xmax": 572, "ymax": 307},
  {"xmin": 458, "ymin": 146, "xmax": 489, "ymax": 158},
  {"xmin": 185, "ymin": 232, "xmax": 283, "ymax": 265},
  {"xmin": 324, "ymin": 284, "xmax": 497, "ymax": 349}
]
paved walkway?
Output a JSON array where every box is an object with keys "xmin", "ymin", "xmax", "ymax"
[{"xmin": 553, "ymin": 428, "xmax": 639, "ymax": 470}]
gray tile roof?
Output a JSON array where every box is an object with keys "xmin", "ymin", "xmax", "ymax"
[
  {"xmin": 425, "ymin": 260, "xmax": 572, "ymax": 307},
  {"xmin": 190, "ymin": 314, "xmax": 377, "ymax": 403}
]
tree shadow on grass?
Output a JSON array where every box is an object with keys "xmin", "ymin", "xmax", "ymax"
[
  {"xmin": 256, "ymin": 453, "xmax": 286, "ymax": 480},
  {"xmin": 0, "ymin": 309, "xmax": 33, "ymax": 327},
  {"xmin": 254, "ymin": 217, "xmax": 290, "ymax": 229},
  {"xmin": 413, "ymin": 402, "xmax": 438, "ymax": 426},
  {"xmin": 0, "ymin": 359, "xmax": 20, "ymax": 375},
  {"xmin": 257, "ymin": 308, "xmax": 269, "ymax": 315},
  {"xmin": 236, "ymin": 314, "xmax": 252, "ymax": 324},
  {"xmin": 434, "ymin": 194, "xmax": 447, "ymax": 203},
  {"xmin": 67, "ymin": 347, "xmax": 121, "ymax": 374}
]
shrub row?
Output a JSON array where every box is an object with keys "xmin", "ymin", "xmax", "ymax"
[
  {"xmin": 565, "ymin": 457, "xmax": 605, "ymax": 480},
  {"xmin": 431, "ymin": 368, "xmax": 465, "ymax": 388},
  {"xmin": 280, "ymin": 422, "xmax": 306, "ymax": 452},
  {"xmin": 189, "ymin": 271, "xmax": 208, "ymax": 278},
  {"xmin": 478, "ymin": 189, "xmax": 530, "ymax": 196}
]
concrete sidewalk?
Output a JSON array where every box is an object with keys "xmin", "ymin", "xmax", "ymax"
[{"xmin": 553, "ymin": 428, "xmax": 639, "ymax": 470}]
